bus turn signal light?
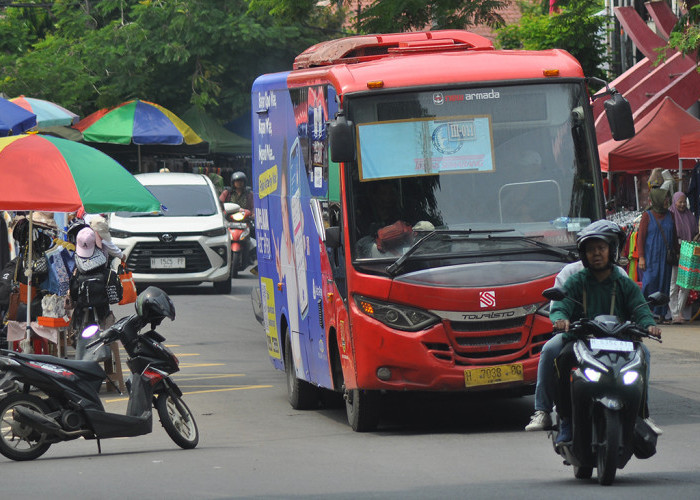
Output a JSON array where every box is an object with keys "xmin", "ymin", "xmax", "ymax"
[
  {"xmin": 367, "ymin": 80, "xmax": 384, "ymax": 89},
  {"xmin": 543, "ymin": 69, "xmax": 560, "ymax": 77}
]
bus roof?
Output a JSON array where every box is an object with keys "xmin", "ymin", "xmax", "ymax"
[{"xmin": 280, "ymin": 31, "xmax": 584, "ymax": 96}]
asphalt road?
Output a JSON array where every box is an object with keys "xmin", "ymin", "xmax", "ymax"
[{"xmin": 1, "ymin": 275, "xmax": 700, "ymax": 499}]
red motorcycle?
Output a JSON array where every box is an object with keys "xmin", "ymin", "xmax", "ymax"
[{"xmin": 225, "ymin": 204, "xmax": 256, "ymax": 278}]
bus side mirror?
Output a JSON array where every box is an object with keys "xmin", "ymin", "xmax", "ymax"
[
  {"xmin": 325, "ymin": 226, "xmax": 341, "ymax": 249},
  {"xmin": 604, "ymin": 93, "xmax": 635, "ymax": 141},
  {"xmin": 329, "ymin": 114, "xmax": 355, "ymax": 163}
]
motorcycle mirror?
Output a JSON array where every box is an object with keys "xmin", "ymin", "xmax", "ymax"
[
  {"xmin": 81, "ymin": 324, "xmax": 100, "ymax": 339},
  {"xmin": 542, "ymin": 287, "xmax": 566, "ymax": 301},
  {"xmin": 646, "ymin": 292, "xmax": 669, "ymax": 307}
]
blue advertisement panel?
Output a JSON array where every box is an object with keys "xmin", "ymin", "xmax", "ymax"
[
  {"xmin": 357, "ymin": 115, "xmax": 495, "ymax": 180},
  {"xmin": 252, "ymin": 74, "xmax": 332, "ymax": 389}
]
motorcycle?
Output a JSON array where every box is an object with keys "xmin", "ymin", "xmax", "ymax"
[
  {"xmin": 0, "ymin": 286, "xmax": 199, "ymax": 461},
  {"xmin": 224, "ymin": 202, "xmax": 256, "ymax": 278},
  {"xmin": 541, "ymin": 287, "xmax": 664, "ymax": 485}
]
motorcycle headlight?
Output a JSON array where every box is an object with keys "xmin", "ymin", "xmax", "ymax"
[
  {"xmin": 574, "ymin": 341, "xmax": 609, "ymax": 373},
  {"xmin": 584, "ymin": 368, "xmax": 602, "ymax": 382},
  {"xmin": 623, "ymin": 371, "xmax": 639, "ymax": 385},
  {"xmin": 232, "ymin": 212, "xmax": 246, "ymax": 222},
  {"xmin": 354, "ymin": 295, "xmax": 440, "ymax": 332}
]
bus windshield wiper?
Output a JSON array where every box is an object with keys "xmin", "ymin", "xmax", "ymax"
[
  {"xmin": 490, "ymin": 235, "xmax": 578, "ymax": 260},
  {"xmin": 386, "ymin": 228, "xmax": 516, "ymax": 277}
]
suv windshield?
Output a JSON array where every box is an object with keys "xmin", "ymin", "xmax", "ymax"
[
  {"xmin": 117, "ymin": 184, "xmax": 218, "ymax": 217},
  {"xmin": 346, "ymin": 82, "xmax": 602, "ymax": 265}
]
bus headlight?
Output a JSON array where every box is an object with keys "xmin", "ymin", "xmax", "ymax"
[{"xmin": 354, "ymin": 295, "xmax": 440, "ymax": 332}]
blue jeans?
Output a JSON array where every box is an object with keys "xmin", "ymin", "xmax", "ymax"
[
  {"xmin": 534, "ymin": 333, "xmax": 564, "ymax": 412},
  {"xmin": 534, "ymin": 332, "xmax": 652, "ymax": 413}
]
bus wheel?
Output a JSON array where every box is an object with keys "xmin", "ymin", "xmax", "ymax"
[
  {"xmin": 284, "ymin": 332, "xmax": 318, "ymax": 410},
  {"xmin": 345, "ymin": 388, "xmax": 380, "ymax": 432}
]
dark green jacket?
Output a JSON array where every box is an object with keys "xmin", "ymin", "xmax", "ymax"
[{"xmin": 550, "ymin": 266, "xmax": 656, "ymax": 341}]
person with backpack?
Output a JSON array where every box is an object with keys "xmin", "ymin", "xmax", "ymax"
[{"xmin": 69, "ymin": 227, "xmax": 118, "ymax": 360}]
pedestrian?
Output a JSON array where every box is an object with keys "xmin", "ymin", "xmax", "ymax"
[
  {"xmin": 668, "ymin": 191, "xmax": 698, "ymax": 323},
  {"xmin": 637, "ymin": 186, "xmax": 678, "ymax": 322},
  {"xmin": 68, "ymin": 227, "xmax": 116, "ymax": 360}
]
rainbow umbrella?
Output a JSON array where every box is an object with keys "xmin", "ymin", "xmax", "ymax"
[
  {"xmin": 0, "ymin": 97, "xmax": 37, "ymax": 136},
  {"xmin": 10, "ymin": 95, "xmax": 79, "ymax": 127},
  {"xmin": 75, "ymin": 99, "xmax": 204, "ymax": 171},
  {"xmin": 0, "ymin": 133, "xmax": 161, "ymax": 349}
]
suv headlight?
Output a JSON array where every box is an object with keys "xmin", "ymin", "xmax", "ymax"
[
  {"xmin": 354, "ymin": 295, "xmax": 440, "ymax": 332},
  {"xmin": 203, "ymin": 227, "xmax": 227, "ymax": 237},
  {"xmin": 110, "ymin": 229, "xmax": 131, "ymax": 239}
]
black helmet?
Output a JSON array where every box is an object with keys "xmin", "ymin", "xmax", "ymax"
[
  {"xmin": 576, "ymin": 220, "xmax": 626, "ymax": 268},
  {"xmin": 135, "ymin": 286, "xmax": 175, "ymax": 324},
  {"xmin": 231, "ymin": 171, "xmax": 246, "ymax": 185}
]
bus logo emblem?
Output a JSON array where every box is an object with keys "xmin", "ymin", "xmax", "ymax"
[
  {"xmin": 479, "ymin": 291, "xmax": 496, "ymax": 308},
  {"xmin": 433, "ymin": 93, "xmax": 444, "ymax": 105}
]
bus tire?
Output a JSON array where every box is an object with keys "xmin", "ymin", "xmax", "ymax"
[
  {"xmin": 345, "ymin": 388, "xmax": 380, "ymax": 432},
  {"xmin": 284, "ymin": 332, "xmax": 318, "ymax": 410}
]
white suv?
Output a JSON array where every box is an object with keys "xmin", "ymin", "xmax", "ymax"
[{"xmin": 109, "ymin": 173, "xmax": 232, "ymax": 294}]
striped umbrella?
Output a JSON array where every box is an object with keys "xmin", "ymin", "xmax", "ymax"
[
  {"xmin": 10, "ymin": 96, "xmax": 79, "ymax": 127},
  {"xmin": 75, "ymin": 99, "xmax": 203, "ymax": 170}
]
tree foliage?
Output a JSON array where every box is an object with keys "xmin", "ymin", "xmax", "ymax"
[
  {"xmin": 495, "ymin": 0, "xmax": 608, "ymax": 80},
  {"xmin": 355, "ymin": 0, "xmax": 507, "ymax": 33},
  {"xmin": 666, "ymin": 4, "xmax": 700, "ymax": 61},
  {"xmin": 0, "ymin": 0, "xmax": 344, "ymax": 120}
]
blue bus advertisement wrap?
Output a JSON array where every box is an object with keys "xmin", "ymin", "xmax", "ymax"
[{"xmin": 252, "ymin": 72, "xmax": 337, "ymax": 389}]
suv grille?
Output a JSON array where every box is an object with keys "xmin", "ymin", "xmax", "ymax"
[{"xmin": 128, "ymin": 241, "xmax": 210, "ymax": 274}]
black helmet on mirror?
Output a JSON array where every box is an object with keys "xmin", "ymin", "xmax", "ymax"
[
  {"xmin": 231, "ymin": 171, "xmax": 247, "ymax": 185},
  {"xmin": 576, "ymin": 219, "xmax": 626, "ymax": 269},
  {"xmin": 135, "ymin": 286, "xmax": 175, "ymax": 325}
]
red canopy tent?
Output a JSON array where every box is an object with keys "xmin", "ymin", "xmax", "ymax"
[
  {"xmin": 599, "ymin": 97, "xmax": 700, "ymax": 172},
  {"xmin": 680, "ymin": 130, "xmax": 700, "ymax": 160}
]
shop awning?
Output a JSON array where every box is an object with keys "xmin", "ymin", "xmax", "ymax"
[{"xmin": 599, "ymin": 97, "xmax": 700, "ymax": 172}]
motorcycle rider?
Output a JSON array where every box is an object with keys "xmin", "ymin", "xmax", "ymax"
[
  {"xmin": 525, "ymin": 220, "xmax": 627, "ymax": 432},
  {"xmin": 549, "ymin": 221, "xmax": 661, "ymax": 443},
  {"xmin": 221, "ymin": 171, "xmax": 254, "ymax": 211}
]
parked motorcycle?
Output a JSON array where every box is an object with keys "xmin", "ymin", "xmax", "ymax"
[
  {"xmin": 542, "ymin": 287, "xmax": 664, "ymax": 485},
  {"xmin": 224, "ymin": 202, "xmax": 256, "ymax": 278},
  {"xmin": 0, "ymin": 286, "xmax": 198, "ymax": 461}
]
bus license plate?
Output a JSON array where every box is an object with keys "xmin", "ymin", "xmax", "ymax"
[
  {"xmin": 464, "ymin": 363, "xmax": 523, "ymax": 387},
  {"xmin": 151, "ymin": 257, "xmax": 186, "ymax": 269}
]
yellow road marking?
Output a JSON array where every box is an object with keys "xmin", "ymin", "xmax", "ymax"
[
  {"xmin": 174, "ymin": 374, "xmax": 246, "ymax": 382},
  {"xmin": 103, "ymin": 384, "xmax": 273, "ymax": 403}
]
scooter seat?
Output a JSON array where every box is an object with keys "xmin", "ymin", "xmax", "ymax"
[{"xmin": 15, "ymin": 353, "xmax": 105, "ymax": 378}]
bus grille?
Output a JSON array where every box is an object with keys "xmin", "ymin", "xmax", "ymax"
[{"xmin": 127, "ymin": 241, "xmax": 210, "ymax": 274}]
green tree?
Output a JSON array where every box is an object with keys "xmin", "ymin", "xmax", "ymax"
[
  {"xmin": 0, "ymin": 0, "xmax": 344, "ymax": 120},
  {"xmin": 495, "ymin": 0, "xmax": 608, "ymax": 80},
  {"xmin": 665, "ymin": 3, "xmax": 700, "ymax": 61}
]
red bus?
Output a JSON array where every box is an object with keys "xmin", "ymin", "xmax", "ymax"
[{"xmin": 251, "ymin": 30, "xmax": 633, "ymax": 430}]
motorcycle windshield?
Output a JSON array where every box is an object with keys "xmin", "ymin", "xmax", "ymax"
[{"xmin": 345, "ymin": 81, "xmax": 602, "ymax": 269}]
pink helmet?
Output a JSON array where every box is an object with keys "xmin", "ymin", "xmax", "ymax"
[{"xmin": 75, "ymin": 227, "xmax": 96, "ymax": 258}]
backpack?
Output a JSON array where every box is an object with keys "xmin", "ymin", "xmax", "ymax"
[{"xmin": 70, "ymin": 267, "xmax": 109, "ymax": 307}]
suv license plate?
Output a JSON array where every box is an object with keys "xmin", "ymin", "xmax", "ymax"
[
  {"xmin": 151, "ymin": 257, "xmax": 186, "ymax": 269},
  {"xmin": 464, "ymin": 363, "xmax": 523, "ymax": 387}
]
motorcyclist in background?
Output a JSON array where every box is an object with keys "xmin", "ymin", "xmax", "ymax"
[{"xmin": 220, "ymin": 171, "xmax": 254, "ymax": 211}]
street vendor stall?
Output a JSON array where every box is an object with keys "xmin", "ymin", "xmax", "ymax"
[{"xmin": 0, "ymin": 133, "xmax": 160, "ymax": 354}]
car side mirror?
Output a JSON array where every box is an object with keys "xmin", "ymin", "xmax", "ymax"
[
  {"xmin": 325, "ymin": 226, "xmax": 341, "ymax": 249},
  {"xmin": 329, "ymin": 114, "xmax": 355, "ymax": 163}
]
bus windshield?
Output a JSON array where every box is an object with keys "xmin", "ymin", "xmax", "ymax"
[{"xmin": 346, "ymin": 82, "xmax": 602, "ymax": 264}]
